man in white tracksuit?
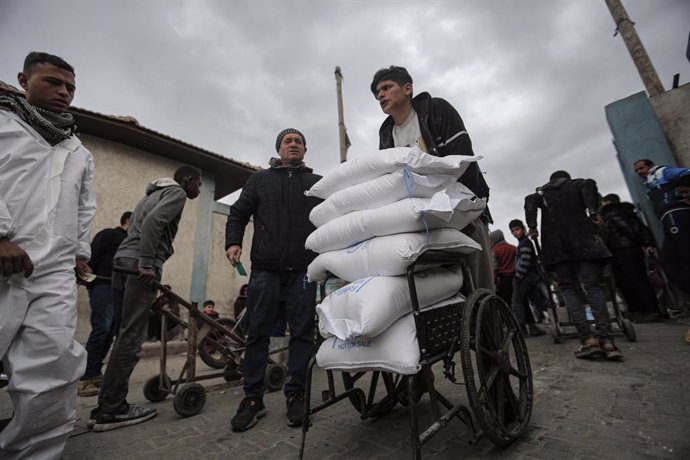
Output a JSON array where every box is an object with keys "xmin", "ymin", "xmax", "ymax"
[{"xmin": 0, "ymin": 52, "xmax": 96, "ymax": 459}]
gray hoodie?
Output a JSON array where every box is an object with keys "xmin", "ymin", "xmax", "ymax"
[{"xmin": 115, "ymin": 178, "xmax": 188, "ymax": 269}]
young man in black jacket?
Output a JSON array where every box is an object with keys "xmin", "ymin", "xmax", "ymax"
[
  {"xmin": 225, "ymin": 128, "xmax": 322, "ymax": 431},
  {"xmin": 525, "ymin": 171, "xmax": 621, "ymax": 360},
  {"xmin": 78, "ymin": 211, "xmax": 132, "ymax": 397},
  {"xmin": 371, "ymin": 66, "xmax": 494, "ymax": 291}
]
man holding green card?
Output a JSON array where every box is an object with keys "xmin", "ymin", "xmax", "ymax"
[{"xmin": 225, "ymin": 128, "xmax": 322, "ymax": 432}]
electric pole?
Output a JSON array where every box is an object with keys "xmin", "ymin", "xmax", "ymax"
[
  {"xmin": 335, "ymin": 66, "xmax": 350, "ymax": 163},
  {"xmin": 604, "ymin": 0, "xmax": 665, "ymax": 97}
]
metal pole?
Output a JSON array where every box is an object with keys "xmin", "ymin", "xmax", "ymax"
[
  {"xmin": 334, "ymin": 66, "xmax": 348, "ymax": 163},
  {"xmin": 604, "ymin": 0, "xmax": 665, "ymax": 97}
]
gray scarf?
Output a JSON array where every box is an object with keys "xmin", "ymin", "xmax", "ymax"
[{"xmin": 0, "ymin": 93, "xmax": 74, "ymax": 145}]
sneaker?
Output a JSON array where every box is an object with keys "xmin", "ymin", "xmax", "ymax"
[
  {"xmin": 601, "ymin": 342, "xmax": 623, "ymax": 361},
  {"xmin": 87, "ymin": 407, "xmax": 101, "ymax": 429},
  {"xmin": 92, "ymin": 404, "xmax": 157, "ymax": 432},
  {"xmin": 78, "ymin": 379, "xmax": 100, "ymax": 397},
  {"xmin": 286, "ymin": 393, "xmax": 305, "ymax": 427},
  {"xmin": 231, "ymin": 397, "xmax": 266, "ymax": 432}
]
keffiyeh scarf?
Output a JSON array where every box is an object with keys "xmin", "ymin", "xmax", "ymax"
[{"xmin": 0, "ymin": 93, "xmax": 74, "ymax": 145}]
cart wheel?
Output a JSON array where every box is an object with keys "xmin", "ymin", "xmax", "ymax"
[
  {"xmin": 622, "ymin": 319, "xmax": 637, "ymax": 342},
  {"xmin": 173, "ymin": 383, "xmax": 206, "ymax": 417},
  {"xmin": 264, "ymin": 363, "xmax": 286, "ymax": 392},
  {"xmin": 143, "ymin": 375, "xmax": 172, "ymax": 402},
  {"xmin": 223, "ymin": 360, "xmax": 242, "ymax": 383},
  {"xmin": 460, "ymin": 289, "xmax": 533, "ymax": 447},
  {"xmin": 198, "ymin": 318, "xmax": 240, "ymax": 369},
  {"xmin": 341, "ymin": 371, "xmax": 400, "ymax": 417}
]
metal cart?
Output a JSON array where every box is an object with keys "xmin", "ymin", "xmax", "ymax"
[{"xmin": 113, "ymin": 266, "xmax": 287, "ymax": 418}]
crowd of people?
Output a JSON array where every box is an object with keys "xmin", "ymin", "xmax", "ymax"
[{"xmin": 0, "ymin": 51, "xmax": 688, "ymax": 459}]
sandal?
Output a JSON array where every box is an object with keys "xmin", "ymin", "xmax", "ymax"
[
  {"xmin": 601, "ymin": 341, "xmax": 623, "ymax": 361},
  {"xmin": 574, "ymin": 339, "xmax": 603, "ymax": 359}
]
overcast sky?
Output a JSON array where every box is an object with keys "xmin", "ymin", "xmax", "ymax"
[{"xmin": 1, "ymin": 0, "xmax": 689, "ymax": 236}]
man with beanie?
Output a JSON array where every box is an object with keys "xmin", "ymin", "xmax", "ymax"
[
  {"xmin": 225, "ymin": 128, "xmax": 322, "ymax": 431},
  {"xmin": 525, "ymin": 171, "xmax": 621, "ymax": 360},
  {"xmin": 91, "ymin": 165, "xmax": 201, "ymax": 432},
  {"xmin": 509, "ymin": 219, "xmax": 548, "ymax": 337},
  {"xmin": 0, "ymin": 52, "xmax": 97, "ymax": 458},
  {"xmin": 371, "ymin": 65, "xmax": 494, "ymax": 291}
]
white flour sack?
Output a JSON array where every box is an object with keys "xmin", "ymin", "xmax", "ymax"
[
  {"xmin": 310, "ymin": 170, "xmax": 464, "ymax": 227},
  {"xmin": 305, "ymin": 145, "xmax": 482, "ymax": 199},
  {"xmin": 316, "ymin": 266, "xmax": 462, "ymax": 340},
  {"xmin": 316, "ymin": 313, "xmax": 420, "ymax": 375},
  {"xmin": 305, "ymin": 190, "xmax": 486, "ymax": 253},
  {"xmin": 307, "ymin": 228, "xmax": 479, "ymax": 282},
  {"xmin": 315, "ymin": 293, "xmax": 466, "ymax": 375}
]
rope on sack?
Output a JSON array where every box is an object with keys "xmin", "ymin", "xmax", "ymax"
[{"xmin": 402, "ymin": 165, "xmax": 431, "ymax": 242}]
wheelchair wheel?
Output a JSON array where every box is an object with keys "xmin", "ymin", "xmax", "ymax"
[
  {"xmin": 198, "ymin": 318, "xmax": 241, "ymax": 369},
  {"xmin": 460, "ymin": 289, "xmax": 533, "ymax": 447},
  {"xmin": 341, "ymin": 371, "xmax": 400, "ymax": 417}
]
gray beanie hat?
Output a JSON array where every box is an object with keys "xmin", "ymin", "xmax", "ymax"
[{"xmin": 275, "ymin": 128, "xmax": 306, "ymax": 152}]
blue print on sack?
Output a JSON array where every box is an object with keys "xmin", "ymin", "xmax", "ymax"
[
  {"xmin": 332, "ymin": 277, "xmax": 375, "ymax": 296},
  {"xmin": 346, "ymin": 240, "xmax": 370, "ymax": 254},
  {"xmin": 332, "ymin": 336, "xmax": 373, "ymax": 350}
]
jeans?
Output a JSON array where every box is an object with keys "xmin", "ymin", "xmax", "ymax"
[
  {"xmin": 243, "ymin": 269, "xmax": 316, "ymax": 398},
  {"xmin": 83, "ymin": 284, "xmax": 115, "ymax": 379},
  {"xmin": 554, "ymin": 260, "xmax": 613, "ymax": 342},
  {"xmin": 98, "ymin": 257, "xmax": 161, "ymax": 413},
  {"xmin": 511, "ymin": 271, "xmax": 549, "ymax": 326}
]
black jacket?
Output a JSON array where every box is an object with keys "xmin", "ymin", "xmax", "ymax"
[
  {"xmin": 600, "ymin": 201, "xmax": 653, "ymax": 252},
  {"xmin": 378, "ymin": 92, "xmax": 491, "ymax": 221},
  {"xmin": 89, "ymin": 227, "xmax": 127, "ymax": 285},
  {"xmin": 525, "ymin": 177, "xmax": 611, "ymax": 267},
  {"xmin": 225, "ymin": 160, "xmax": 322, "ymax": 271}
]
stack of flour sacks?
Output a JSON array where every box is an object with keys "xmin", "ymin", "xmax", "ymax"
[{"xmin": 305, "ymin": 146, "xmax": 486, "ymax": 375}]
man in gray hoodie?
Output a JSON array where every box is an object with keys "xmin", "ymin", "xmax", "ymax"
[{"xmin": 91, "ymin": 165, "xmax": 201, "ymax": 432}]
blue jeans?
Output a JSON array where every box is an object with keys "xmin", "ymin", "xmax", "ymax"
[
  {"xmin": 83, "ymin": 284, "xmax": 115, "ymax": 379},
  {"xmin": 511, "ymin": 271, "xmax": 549, "ymax": 326},
  {"xmin": 554, "ymin": 260, "xmax": 613, "ymax": 342},
  {"xmin": 243, "ymin": 269, "xmax": 316, "ymax": 398}
]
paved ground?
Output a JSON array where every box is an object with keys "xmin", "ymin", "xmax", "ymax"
[{"xmin": 3, "ymin": 321, "xmax": 690, "ymax": 459}]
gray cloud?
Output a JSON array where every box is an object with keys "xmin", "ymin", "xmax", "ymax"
[{"xmin": 1, "ymin": 0, "xmax": 688, "ymax": 235}]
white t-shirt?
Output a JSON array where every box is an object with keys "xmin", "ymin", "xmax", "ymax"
[{"xmin": 392, "ymin": 109, "xmax": 428, "ymax": 152}]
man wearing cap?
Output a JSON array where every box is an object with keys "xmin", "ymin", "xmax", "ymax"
[
  {"xmin": 370, "ymin": 66, "xmax": 494, "ymax": 291},
  {"xmin": 225, "ymin": 128, "xmax": 322, "ymax": 431}
]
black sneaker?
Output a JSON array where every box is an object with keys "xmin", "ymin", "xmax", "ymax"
[
  {"xmin": 286, "ymin": 393, "xmax": 305, "ymax": 427},
  {"xmin": 87, "ymin": 407, "xmax": 101, "ymax": 429},
  {"xmin": 231, "ymin": 397, "xmax": 266, "ymax": 432},
  {"xmin": 92, "ymin": 404, "xmax": 157, "ymax": 432}
]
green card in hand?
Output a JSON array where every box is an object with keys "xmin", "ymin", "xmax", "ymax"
[{"xmin": 235, "ymin": 261, "xmax": 247, "ymax": 276}]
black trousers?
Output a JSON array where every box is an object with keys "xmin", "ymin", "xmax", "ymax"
[{"xmin": 611, "ymin": 249, "xmax": 659, "ymax": 314}]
